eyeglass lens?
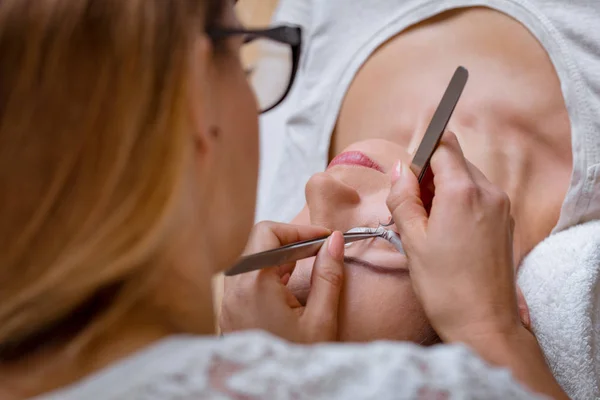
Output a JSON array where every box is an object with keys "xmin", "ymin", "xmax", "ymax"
[{"xmin": 240, "ymin": 37, "xmax": 293, "ymax": 112}]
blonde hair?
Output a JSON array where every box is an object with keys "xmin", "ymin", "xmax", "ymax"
[{"xmin": 0, "ymin": 0, "xmax": 221, "ymax": 359}]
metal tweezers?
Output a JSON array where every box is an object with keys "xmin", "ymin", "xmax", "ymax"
[
  {"xmin": 225, "ymin": 228, "xmax": 391, "ymax": 276},
  {"xmin": 224, "ymin": 66, "xmax": 469, "ymax": 276}
]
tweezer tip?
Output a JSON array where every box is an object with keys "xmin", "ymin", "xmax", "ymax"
[
  {"xmin": 345, "ymin": 226, "xmax": 404, "ymax": 254},
  {"xmin": 456, "ymin": 66, "xmax": 469, "ymax": 77}
]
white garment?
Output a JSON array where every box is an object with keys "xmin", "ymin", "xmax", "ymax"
[
  {"xmin": 257, "ymin": 0, "xmax": 600, "ymax": 234},
  {"xmin": 38, "ymin": 331, "xmax": 544, "ymax": 399},
  {"xmin": 517, "ymin": 219, "xmax": 600, "ymax": 400}
]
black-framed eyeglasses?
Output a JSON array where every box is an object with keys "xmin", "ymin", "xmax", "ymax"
[{"xmin": 207, "ymin": 25, "xmax": 302, "ymax": 114}]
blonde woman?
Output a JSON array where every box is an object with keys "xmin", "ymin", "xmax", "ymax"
[{"xmin": 0, "ymin": 0, "xmax": 566, "ymax": 399}]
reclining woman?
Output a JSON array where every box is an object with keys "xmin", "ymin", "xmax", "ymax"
[{"xmin": 229, "ymin": 1, "xmax": 600, "ymax": 399}]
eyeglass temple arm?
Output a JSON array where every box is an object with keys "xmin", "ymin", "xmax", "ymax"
[{"xmin": 209, "ymin": 26, "xmax": 301, "ymax": 46}]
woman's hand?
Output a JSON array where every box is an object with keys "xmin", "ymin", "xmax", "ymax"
[
  {"xmin": 219, "ymin": 222, "xmax": 345, "ymax": 343},
  {"xmin": 387, "ymin": 131, "xmax": 523, "ymax": 343},
  {"xmin": 386, "ymin": 131, "xmax": 568, "ymax": 399}
]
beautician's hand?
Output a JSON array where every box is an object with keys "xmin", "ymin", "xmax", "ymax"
[
  {"xmin": 220, "ymin": 222, "xmax": 345, "ymax": 343},
  {"xmin": 387, "ymin": 131, "xmax": 523, "ymax": 343},
  {"xmin": 387, "ymin": 132, "xmax": 569, "ymax": 400}
]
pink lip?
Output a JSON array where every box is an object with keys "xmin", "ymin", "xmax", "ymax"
[{"xmin": 327, "ymin": 151, "xmax": 384, "ymax": 172}]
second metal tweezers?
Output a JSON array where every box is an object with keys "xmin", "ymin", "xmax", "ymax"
[{"xmin": 224, "ymin": 230, "xmax": 383, "ymax": 276}]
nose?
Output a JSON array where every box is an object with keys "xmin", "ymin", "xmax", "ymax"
[
  {"xmin": 305, "ymin": 172, "xmax": 360, "ymax": 230},
  {"xmin": 305, "ymin": 170, "xmax": 393, "ymax": 232}
]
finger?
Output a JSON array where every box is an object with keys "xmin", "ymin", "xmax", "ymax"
[
  {"xmin": 464, "ymin": 159, "xmax": 492, "ymax": 188},
  {"xmin": 282, "ymin": 281, "xmax": 303, "ymax": 309},
  {"xmin": 276, "ymin": 262, "xmax": 296, "ymax": 279},
  {"xmin": 386, "ymin": 160, "xmax": 428, "ymax": 249},
  {"xmin": 433, "ymin": 133, "xmax": 497, "ymax": 194},
  {"xmin": 516, "ymin": 285, "xmax": 531, "ymax": 331},
  {"xmin": 510, "ymin": 216, "xmax": 516, "ymax": 236},
  {"xmin": 303, "ymin": 231, "xmax": 345, "ymax": 339},
  {"xmin": 429, "ymin": 131, "xmax": 472, "ymax": 188},
  {"xmin": 464, "ymin": 159, "xmax": 513, "ymax": 231},
  {"xmin": 245, "ymin": 221, "xmax": 331, "ymax": 254},
  {"xmin": 280, "ymin": 272, "xmax": 292, "ymax": 285}
]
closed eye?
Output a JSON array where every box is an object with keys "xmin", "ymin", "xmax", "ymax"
[{"xmin": 344, "ymin": 256, "xmax": 408, "ymax": 276}]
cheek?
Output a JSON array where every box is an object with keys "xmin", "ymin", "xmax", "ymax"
[
  {"xmin": 338, "ymin": 271, "xmax": 431, "ymax": 343},
  {"xmin": 223, "ymin": 74, "xmax": 259, "ymax": 192},
  {"xmin": 228, "ymin": 77, "xmax": 259, "ymax": 174},
  {"xmin": 287, "ymin": 262, "xmax": 434, "ymax": 343},
  {"xmin": 210, "ymin": 73, "xmax": 259, "ymax": 267}
]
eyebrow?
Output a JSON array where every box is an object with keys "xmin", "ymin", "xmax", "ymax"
[{"xmin": 343, "ymin": 256, "xmax": 409, "ymax": 276}]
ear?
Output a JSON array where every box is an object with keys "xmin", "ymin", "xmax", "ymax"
[{"xmin": 188, "ymin": 35, "xmax": 215, "ymax": 153}]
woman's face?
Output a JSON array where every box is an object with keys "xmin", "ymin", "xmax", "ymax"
[
  {"xmin": 198, "ymin": 1, "xmax": 259, "ymax": 270},
  {"xmin": 289, "ymin": 139, "xmax": 438, "ymax": 344}
]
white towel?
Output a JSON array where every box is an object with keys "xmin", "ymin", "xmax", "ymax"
[{"xmin": 518, "ymin": 219, "xmax": 600, "ymax": 399}]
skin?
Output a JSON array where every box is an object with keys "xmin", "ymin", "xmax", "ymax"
[
  {"xmin": 386, "ymin": 135, "xmax": 567, "ymax": 399},
  {"xmin": 287, "ymin": 7, "xmax": 571, "ymax": 344},
  {"xmin": 1, "ymin": 3, "xmax": 570, "ymax": 399},
  {"xmin": 332, "ymin": 8, "xmax": 572, "ymax": 258},
  {"xmin": 288, "ymin": 140, "xmax": 438, "ymax": 343},
  {"xmin": 218, "ymin": 5, "xmax": 569, "ymax": 398},
  {"xmin": 0, "ymin": 2, "xmax": 259, "ymax": 397},
  {"xmin": 221, "ymin": 134, "xmax": 568, "ymax": 399}
]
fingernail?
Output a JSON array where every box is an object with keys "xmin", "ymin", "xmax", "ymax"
[
  {"xmin": 392, "ymin": 160, "xmax": 403, "ymax": 183},
  {"xmin": 327, "ymin": 231, "xmax": 344, "ymax": 261}
]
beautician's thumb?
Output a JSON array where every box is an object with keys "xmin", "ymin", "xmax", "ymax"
[
  {"xmin": 303, "ymin": 231, "xmax": 345, "ymax": 341},
  {"xmin": 386, "ymin": 160, "xmax": 428, "ymax": 248}
]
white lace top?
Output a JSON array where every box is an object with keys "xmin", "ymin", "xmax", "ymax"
[{"xmin": 37, "ymin": 331, "xmax": 544, "ymax": 399}]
